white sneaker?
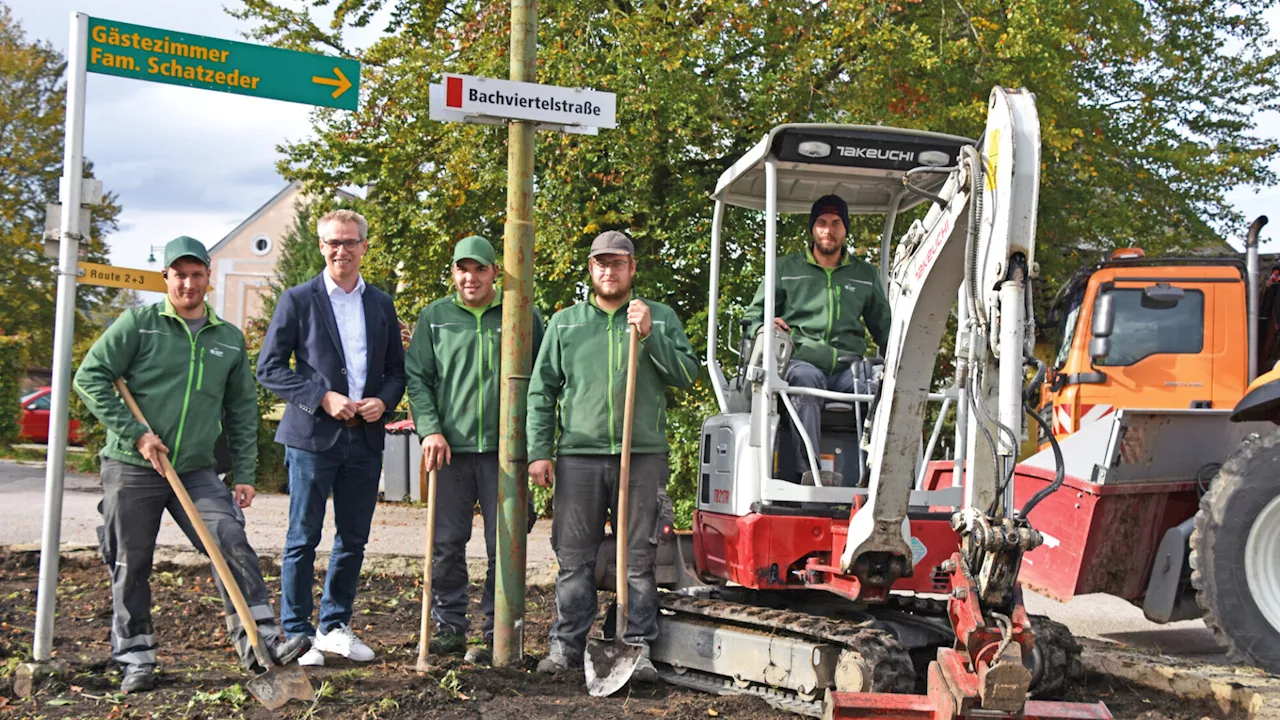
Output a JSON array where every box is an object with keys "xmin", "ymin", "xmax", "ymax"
[
  {"xmin": 314, "ymin": 624, "xmax": 376, "ymax": 662},
  {"xmin": 298, "ymin": 646, "xmax": 326, "ymax": 667}
]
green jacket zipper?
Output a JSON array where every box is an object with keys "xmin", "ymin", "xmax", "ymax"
[
  {"xmin": 170, "ymin": 320, "xmax": 210, "ymax": 467},
  {"xmin": 607, "ymin": 313, "xmax": 617, "ymax": 453},
  {"xmin": 475, "ymin": 314, "xmax": 485, "ymax": 453}
]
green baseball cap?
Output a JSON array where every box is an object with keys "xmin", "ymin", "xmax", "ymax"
[
  {"xmin": 164, "ymin": 236, "xmax": 210, "ymax": 267},
  {"xmin": 452, "ymin": 235, "xmax": 496, "ymax": 266}
]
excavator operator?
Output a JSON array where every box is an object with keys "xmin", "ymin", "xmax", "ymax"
[{"xmin": 746, "ymin": 194, "xmax": 892, "ymax": 485}]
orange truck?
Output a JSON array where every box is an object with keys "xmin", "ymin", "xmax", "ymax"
[{"xmin": 1016, "ymin": 216, "xmax": 1280, "ymax": 673}]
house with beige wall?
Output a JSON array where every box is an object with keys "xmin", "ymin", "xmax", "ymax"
[{"xmin": 207, "ymin": 181, "xmax": 355, "ymax": 329}]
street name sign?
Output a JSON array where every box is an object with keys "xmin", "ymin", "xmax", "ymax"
[
  {"xmin": 433, "ymin": 74, "xmax": 616, "ymax": 130},
  {"xmin": 428, "ymin": 83, "xmax": 597, "ymax": 135},
  {"xmin": 76, "ymin": 262, "xmax": 167, "ymax": 294},
  {"xmin": 86, "ymin": 17, "xmax": 361, "ymax": 110}
]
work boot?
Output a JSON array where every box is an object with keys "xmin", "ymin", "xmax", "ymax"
[
  {"xmin": 430, "ymin": 632, "xmax": 467, "ymax": 656},
  {"xmin": 268, "ymin": 634, "xmax": 311, "ymax": 666},
  {"xmin": 536, "ymin": 652, "xmax": 580, "ymax": 675},
  {"xmin": 464, "ymin": 643, "xmax": 492, "ymax": 665},
  {"xmin": 631, "ymin": 654, "xmax": 660, "ymax": 684},
  {"xmin": 120, "ymin": 664, "xmax": 156, "ymax": 693}
]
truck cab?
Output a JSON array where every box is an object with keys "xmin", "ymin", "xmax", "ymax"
[{"xmin": 1042, "ymin": 252, "xmax": 1250, "ymax": 442}]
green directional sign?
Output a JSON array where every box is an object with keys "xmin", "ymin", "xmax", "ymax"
[{"xmin": 86, "ymin": 17, "xmax": 360, "ymax": 111}]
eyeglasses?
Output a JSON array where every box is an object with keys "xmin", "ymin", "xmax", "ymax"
[
  {"xmin": 591, "ymin": 257, "xmax": 630, "ymax": 272},
  {"xmin": 321, "ymin": 238, "xmax": 364, "ymax": 249}
]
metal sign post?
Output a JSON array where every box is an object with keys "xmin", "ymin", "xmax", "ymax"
[{"xmin": 31, "ymin": 11, "xmax": 89, "ymax": 668}]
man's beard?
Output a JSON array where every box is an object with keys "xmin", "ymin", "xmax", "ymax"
[{"xmin": 592, "ymin": 278, "xmax": 631, "ymax": 302}]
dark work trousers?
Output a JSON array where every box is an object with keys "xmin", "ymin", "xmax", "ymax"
[
  {"xmin": 784, "ymin": 360, "xmax": 858, "ymax": 479},
  {"xmin": 429, "ymin": 452, "xmax": 498, "ymax": 641},
  {"xmin": 548, "ymin": 453, "xmax": 666, "ymax": 662},
  {"xmin": 97, "ymin": 460, "xmax": 282, "ymax": 670}
]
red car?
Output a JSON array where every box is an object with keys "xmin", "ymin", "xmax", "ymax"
[{"xmin": 19, "ymin": 387, "xmax": 82, "ymax": 444}]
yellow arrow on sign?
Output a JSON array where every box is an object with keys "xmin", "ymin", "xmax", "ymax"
[{"xmin": 312, "ymin": 66, "xmax": 352, "ymax": 99}]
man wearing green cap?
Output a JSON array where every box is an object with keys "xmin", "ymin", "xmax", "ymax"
[
  {"xmin": 74, "ymin": 237, "xmax": 308, "ymax": 693},
  {"xmin": 406, "ymin": 235, "xmax": 544, "ymax": 664}
]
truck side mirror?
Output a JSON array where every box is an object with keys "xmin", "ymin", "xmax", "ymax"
[
  {"xmin": 1089, "ymin": 336, "xmax": 1111, "ymax": 362},
  {"xmin": 1090, "ymin": 292, "xmax": 1116, "ymax": 362}
]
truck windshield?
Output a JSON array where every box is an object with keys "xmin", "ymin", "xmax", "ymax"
[
  {"xmin": 1053, "ymin": 303, "xmax": 1082, "ymax": 368},
  {"xmin": 1096, "ymin": 288, "xmax": 1204, "ymax": 366}
]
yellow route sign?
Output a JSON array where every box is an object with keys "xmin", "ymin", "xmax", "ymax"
[{"xmin": 77, "ymin": 262, "xmax": 167, "ymax": 293}]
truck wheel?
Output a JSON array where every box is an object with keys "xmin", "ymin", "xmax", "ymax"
[{"xmin": 1190, "ymin": 429, "xmax": 1280, "ymax": 673}]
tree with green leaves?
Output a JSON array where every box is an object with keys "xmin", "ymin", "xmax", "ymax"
[
  {"xmin": 0, "ymin": 2, "xmax": 123, "ymax": 366},
  {"xmin": 233, "ymin": 0, "xmax": 1278, "ymax": 519}
]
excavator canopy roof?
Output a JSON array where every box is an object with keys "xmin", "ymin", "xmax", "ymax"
[{"xmin": 712, "ymin": 124, "xmax": 974, "ymax": 215}]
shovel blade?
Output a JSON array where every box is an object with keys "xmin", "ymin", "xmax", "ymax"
[
  {"xmin": 585, "ymin": 636, "xmax": 645, "ymax": 698},
  {"xmin": 246, "ymin": 664, "xmax": 315, "ymax": 710}
]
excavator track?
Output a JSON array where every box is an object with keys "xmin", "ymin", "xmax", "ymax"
[
  {"xmin": 653, "ymin": 593, "xmax": 915, "ymax": 713},
  {"xmin": 653, "ymin": 592, "xmax": 1082, "ymax": 713}
]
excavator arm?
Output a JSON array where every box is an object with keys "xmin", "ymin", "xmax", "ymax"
[{"xmin": 842, "ymin": 87, "xmax": 1042, "ymax": 595}]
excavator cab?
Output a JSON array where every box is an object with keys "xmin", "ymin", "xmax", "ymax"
[{"xmin": 699, "ymin": 124, "xmax": 973, "ymax": 529}]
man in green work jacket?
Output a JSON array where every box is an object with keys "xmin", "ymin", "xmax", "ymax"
[
  {"xmin": 746, "ymin": 194, "xmax": 892, "ymax": 484},
  {"xmin": 405, "ymin": 235, "xmax": 544, "ymax": 665},
  {"xmin": 74, "ymin": 237, "xmax": 307, "ymax": 693},
  {"xmin": 527, "ymin": 230, "xmax": 699, "ymax": 681}
]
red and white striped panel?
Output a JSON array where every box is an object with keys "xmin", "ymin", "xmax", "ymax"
[{"xmin": 1052, "ymin": 403, "xmax": 1114, "ymax": 436}]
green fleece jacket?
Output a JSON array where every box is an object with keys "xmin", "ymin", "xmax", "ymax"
[
  {"xmin": 527, "ymin": 295, "xmax": 699, "ymax": 461},
  {"xmin": 406, "ymin": 293, "xmax": 545, "ymax": 454},
  {"xmin": 73, "ymin": 299, "xmax": 258, "ymax": 484},
  {"xmin": 747, "ymin": 247, "xmax": 892, "ymax": 373}
]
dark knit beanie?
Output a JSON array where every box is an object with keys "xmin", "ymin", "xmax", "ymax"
[{"xmin": 809, "ymin": 194, "xmax": 850, "ymax": 233}]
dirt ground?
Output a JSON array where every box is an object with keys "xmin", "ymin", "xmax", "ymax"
[{"xmin": 0, "ymin": 549, "xmax": 1235, "ymax": 720}]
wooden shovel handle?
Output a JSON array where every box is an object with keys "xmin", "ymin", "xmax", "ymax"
[
  {"xmin": 616, "ymin": 324, "xmax": 640, "ymax": 631},
  {"xmin": 114, "ymin": 378, "xmax": 273, "ymax": 669},
  {"xmin": 416, "ymin": 468, "xmax": 439, "ymax": 671}
]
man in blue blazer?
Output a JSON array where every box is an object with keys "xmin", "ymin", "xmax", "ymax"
[{"xmin": 257, "ymin": 209, "xmax": 406, "ymax": 666}]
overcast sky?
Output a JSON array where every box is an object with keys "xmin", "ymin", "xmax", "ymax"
[{"xmin": 8, "ymin": 0, "xmax": 1280, "ymax": 272}]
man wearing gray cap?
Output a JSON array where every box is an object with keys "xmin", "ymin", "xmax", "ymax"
[
  {"xmin": 405, "ymin": 235, "xmax": 544, "ymax": 664},
  {"xmin": 75, "ymin": 236, "xmax": 308, "ymax": 693},
  {"xmin": 527, "ymin": 230, "xmax": 699, "ymax": 680}
]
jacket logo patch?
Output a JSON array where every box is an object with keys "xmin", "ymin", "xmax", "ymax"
[{"xmin": 209, "ymin": 347, "xmax": 226, "ymax": 358}]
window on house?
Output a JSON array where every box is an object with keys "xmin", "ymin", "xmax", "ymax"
[{"xmin": 251, "ymin": 234, "xmax": 272, "ymax": 256}]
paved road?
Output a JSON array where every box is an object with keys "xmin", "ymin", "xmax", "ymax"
[
  {"xmin": 0, "ymin": 459, "xmax": 1225, "ymax": 661},
  {"xmin": 0, "ymin": 459, "xmax": 556, "ymax": 567}
]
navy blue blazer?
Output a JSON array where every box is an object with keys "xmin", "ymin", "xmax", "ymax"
[{"xmin": 256, "ymin": 273, "xmax": 406, "ymax": 453}]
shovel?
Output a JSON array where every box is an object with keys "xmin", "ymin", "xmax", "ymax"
[
  {"xmin": 415, "ymin": 468, "xmax": 440, "ymax": 672},
  {"xmin": 585, "ymin": 324, "xmax": 645, "ymax": 697},
  {"xmin": 114, "ymin": 379, "xmax": 315, "ymax": 710}
]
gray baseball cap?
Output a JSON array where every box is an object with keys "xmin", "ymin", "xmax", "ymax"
[{"xmin": 588, "ymin": 230, "xmax": 634, "ymax": 258}]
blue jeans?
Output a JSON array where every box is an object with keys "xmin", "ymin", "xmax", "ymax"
[{"xmin": 280, "ymin": 427, "xmax": 382, "ymax": 637}]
